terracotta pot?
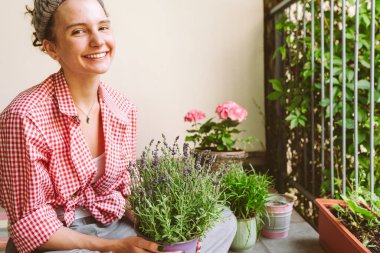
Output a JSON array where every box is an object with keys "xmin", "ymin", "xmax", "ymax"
[
  {"xmin": 314, "ymin": 198, "xmax": 371, "ymax": 253},
  {"xmin": 194, "ymin": 148, "xmax": 248, "ymax": 171}
]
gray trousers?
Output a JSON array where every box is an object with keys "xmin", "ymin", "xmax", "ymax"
[{"xmin": 6, "ymin": 207, "xmax": 237, "ymax": 253}]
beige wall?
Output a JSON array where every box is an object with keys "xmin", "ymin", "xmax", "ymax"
[{"xmin": 0, "ymin": 0, "xmax": 265, "ymax": 154}]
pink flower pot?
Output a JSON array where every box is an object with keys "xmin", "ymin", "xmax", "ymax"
[
  {"xmin": 163, "ymin": 238, "xmax": 198, "ymax": 253},
  {"xmin": 262, "ymin": 194, "xmax": 295, "ymax": 239}
]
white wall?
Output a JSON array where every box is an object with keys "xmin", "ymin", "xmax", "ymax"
[{"xmin": 0, "ymin": 0, "xmax": 265, "ymax": 154}]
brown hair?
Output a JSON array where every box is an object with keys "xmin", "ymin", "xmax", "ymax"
[{"xmin": 25, "ymin": 0, "xmax": 107, "ymax": 52}]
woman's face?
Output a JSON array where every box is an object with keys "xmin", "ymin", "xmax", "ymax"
[{"xmin": 46, "ymin": 0, "xmax": 115, "ymax": 78}]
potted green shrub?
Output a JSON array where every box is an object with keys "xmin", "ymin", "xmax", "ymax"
[
  {"xmin": 128, "ymin": 136, "xmax": 225, "ymax": 253},
  {"xmin": 220, "ymin": 164, "xmax": 272, "ymax": 251},
  {"xmin": 315, "ymin": 189, "xmax": 380, "ymax": 253}
]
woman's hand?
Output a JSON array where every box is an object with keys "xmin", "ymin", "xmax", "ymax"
[
  {"xmin": 110, "ymin": 236, "xmax": 184, "ymax": 253},
  {"xmin": 196, "ymin": 240, "xmax": 201, "ymax": 253}
]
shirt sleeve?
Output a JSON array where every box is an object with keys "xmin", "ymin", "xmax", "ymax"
[
  {"xmin": 0, "ymin": 112, "xmax": 63, "ymax": 253},
  {"xmin": 117, "ymin": 104, "xmax": 137, "ymax": 197}
]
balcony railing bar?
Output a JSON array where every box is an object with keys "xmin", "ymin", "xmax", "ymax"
[
  {"xmin": 320, "ymin": 0, "xmax": 325, "ymax": 187},
  {"xmin": 370, "ymin": 0, "xmax": 376, "ymax": 199},
  {"xmin": 341, "ymin": 0, "xmax": 347, "ymax": 196},
  {"xmin": 269, "ymin": 0, "xmax": 298, "ymax": 16},
  {"xmin": 303, "ymin": 0, "xmax": 306, "ymax": 53},
  {"xmin": 353, "ymin": 0, "xmax": 359, "ymax": 191},
  {"xmin": 311, "ymin": 0, "xmax": 316, "ymax": 195},
  {"xmin": 329, "ymin": 0, "xmax": 335, "ymax": 198}
]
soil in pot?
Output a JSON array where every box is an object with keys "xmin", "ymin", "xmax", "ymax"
[{"xmin": 330, "ymin": 206, "xmax": 380, "ymax": 253}]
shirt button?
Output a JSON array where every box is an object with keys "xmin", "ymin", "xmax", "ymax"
[
  {"xmin": 72, "ymin": 116, "xmax": 80, "ymax": 124},
  {"xmin": 71, "ymin": 196, "xmax": 77, "ymax": 201}
]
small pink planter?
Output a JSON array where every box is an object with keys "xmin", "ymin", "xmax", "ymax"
[
  {"xmin": 163, "ymin": 238, "xmax": 198, "ymax": 253},
  {"xmin": 262, "ymin": 194, "xmax": 295, "ymax": 239},
  {"xmin": 137, "ymin": 230, "xmax": 198, "ymax": 253}
]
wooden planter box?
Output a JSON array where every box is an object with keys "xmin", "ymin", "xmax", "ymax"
[{"xmin": 314, "ymin": 199, "xmax": 371, "ymax": 253}]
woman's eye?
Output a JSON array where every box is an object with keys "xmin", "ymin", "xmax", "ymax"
[
  {"xmin": 99, "ymin": 26, "xmax": 110, "ymax": 31},
  {"xmin": 72, "ymin": 29, "xmax": 85, "ymax": 35}
]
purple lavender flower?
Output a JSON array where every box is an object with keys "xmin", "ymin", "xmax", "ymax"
[
  {"xmin": 171, "ymin": 147, "xmax": 177, "ymax": 156},
  {"xmin": 183, "ymin": 143, "xmax": 190, "ymax": 159},
  {"xmin": 162, "ymin": 134, "xmax": 169, "ymax": 148},
  {"xmin": 152, "ymin": 150, "xmax": 159, "ymax": 167},
  {"xmin": 195, "ymin": 153, "xmax": 201, "ymax": 170},
  {"xmin": 183, "ymin": 168, "xmax": 191, "ymax": 176}
]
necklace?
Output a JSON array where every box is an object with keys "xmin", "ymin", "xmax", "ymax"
[{"xmin": 74, "ymin": 100, "xmax": 97, "ymax": 124}]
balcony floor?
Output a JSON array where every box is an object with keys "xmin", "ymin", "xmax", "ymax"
[
  {"xmin": 229, "ymin": 210, "xmax": 325, "ymax": 253},
  {"xmin": 0, "ymin": 207, "xmax": 325, "ymax": 253}
]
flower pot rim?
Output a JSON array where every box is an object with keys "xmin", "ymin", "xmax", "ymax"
[
  {"xmin": 236, "ymin": 216, "xmax": 256, "ymax": 222},
  {"xmin": 194, "ymin": 147, "xmax": 246, "ymax": 153},
  {"xmin": 136, "ymin": 228, "xmax": 199, "ymax": 245},
  {"xmin": 265, "ymin": 193, "xmax": 295, "ymax": 207},
  {"xmin": 314, "ymin": 198, "xmax": 371, "ymax": 253}
]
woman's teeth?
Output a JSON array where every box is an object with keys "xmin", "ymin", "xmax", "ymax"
[{"xmin": 85, "ymin": 52, "xmax": 107, "ymax": 59}]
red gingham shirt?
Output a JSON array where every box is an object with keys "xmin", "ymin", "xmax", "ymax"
[{"xmin": 0, "ymin": 70, "xmax": 137, "ymax": 253}]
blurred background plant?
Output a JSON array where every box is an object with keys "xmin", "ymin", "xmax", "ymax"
[
  {"xmin": 184, "ymin": 101, "xmax": 252, "ymax": 151},
  {"xmin": 267, "ymin": 0, "xmax": 380, "ymax": 197}
]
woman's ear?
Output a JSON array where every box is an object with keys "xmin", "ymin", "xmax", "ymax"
[{"xmin": 43, "ymin": 40, "xmax": 60, "ymax": 61}]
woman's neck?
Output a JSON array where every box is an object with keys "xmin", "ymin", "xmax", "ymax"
[{"xmin": 63, "ymin": 70, "xmax": 100, "ymax": 107}]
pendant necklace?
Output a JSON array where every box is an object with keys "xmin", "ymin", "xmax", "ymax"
[{"xmin": 74, "ymin": 100, "xmax": 97, "ymax": 124}]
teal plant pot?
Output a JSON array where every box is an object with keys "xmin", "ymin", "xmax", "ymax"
[{"xmin": 230, "ymin": 217, "xmax": 257, "ymax": 252}]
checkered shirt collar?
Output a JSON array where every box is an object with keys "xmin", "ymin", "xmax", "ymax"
[{"xmin": 53, "ymin": 69, "xmax": 128, "ymax": 124}]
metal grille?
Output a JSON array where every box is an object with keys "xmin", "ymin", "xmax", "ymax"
[{"xmin": 264, "ymin": 0, "xmax": 378, "ymax": 227}]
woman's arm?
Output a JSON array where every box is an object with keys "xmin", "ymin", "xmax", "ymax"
[{"xmin": 38, "ymin": 226, "xmax": 181, "ymax": 253}]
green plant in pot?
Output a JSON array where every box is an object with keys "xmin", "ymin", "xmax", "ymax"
[
  {"xmin": 128, "ymin": 136, "xmax": 225, "ymax": 253},
  {"xmin": 220, "ymin": 164, "xmax": 272, "ymax": 251}
]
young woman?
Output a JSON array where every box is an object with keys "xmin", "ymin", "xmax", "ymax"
[{"xmin": 0, "ymin": 0, "xmax": 237, "ymax": 253}]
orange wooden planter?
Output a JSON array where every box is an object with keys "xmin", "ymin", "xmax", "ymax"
[{"xmin": 314, "ymin": 199, "xmax": 371, "ymax": 253}]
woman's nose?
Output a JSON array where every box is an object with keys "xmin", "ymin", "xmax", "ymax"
[{"xmin": 90, "ymin": 31, "xmax": 105, "ymax": 47}]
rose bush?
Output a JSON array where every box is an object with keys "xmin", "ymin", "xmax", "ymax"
[{"xmin": 184, "ymin": 101, "xmax": 250, "ymax": 151}]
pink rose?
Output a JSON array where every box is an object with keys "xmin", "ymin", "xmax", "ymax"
[
  {"xmin": 215, "ymin": 101, "xmax": 248, "ymax": 122},
  {"xmin": 184, "ymin": 109, "xmax": 206, "ymax": 123}
]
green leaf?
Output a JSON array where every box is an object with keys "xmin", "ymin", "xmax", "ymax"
[
  {"xmin": 320, "ymin": 98, "xmax": 330, "ymax": 107},
  {"xmin": 267, "ymin": 91, "xmax": 282, "ymax": 101},
  {"xmin": 347, "ymin": 69, "xmax": 354, "ymax": 82},
  {"xmin": 269, "ymin": 79, "xmax": 283, "ymax": 92},
  {"xmin": 358, "ymin": 79, "xmax": 370, "ymax": 89},
  {"xmin": 290, "ymin": 119, "xmax": 298, "ymax": 129},
  {"xmin": 275, "ymin": 22, "xmax": 283, "ymax": 30},
  {"xmin": 360, "ymin": 59, "xmax": 371, "ymax": 69}
]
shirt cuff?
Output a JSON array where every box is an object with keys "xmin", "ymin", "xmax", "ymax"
[{"xmin": 9, "ymin": 205, "xmax": 63, "ymax": 253}]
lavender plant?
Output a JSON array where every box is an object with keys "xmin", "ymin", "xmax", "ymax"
[{"xmin": 128, "ymin": 135, "xmax": 225, "ymax": 244}]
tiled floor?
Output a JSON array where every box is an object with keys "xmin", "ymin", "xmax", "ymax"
[
  {"xmin": 0, "ymin": 207, "xmax": 325, "ymax": 253},
  {"xmin": 229, "ymin": 210, "xmax": 325, "ymax": 253}
]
